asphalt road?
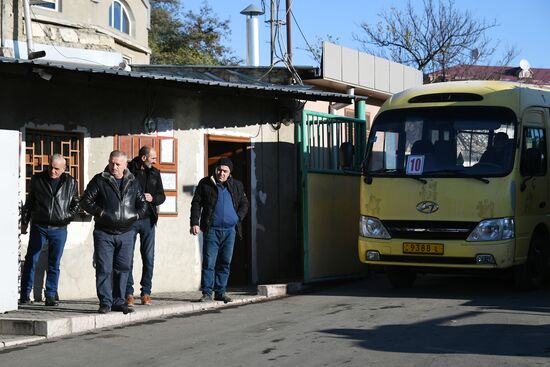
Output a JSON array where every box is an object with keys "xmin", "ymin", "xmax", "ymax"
[{"xmin": 1, "ymin": 273, "xmax": 550, "ymax": 367}]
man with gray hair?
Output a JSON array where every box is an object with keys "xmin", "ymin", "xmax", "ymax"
[
  {"xmin": 81, "ymin": 150, "xmax": 147, "ymax": 314},
  {"xmin": 20, "ymin": 154, "xmax": 79, "ymax": 306}
]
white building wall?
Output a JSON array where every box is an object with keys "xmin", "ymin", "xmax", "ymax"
[
  {"xmin": 18, "ymin": 122, "xmax": 287, "ymax": 300},
  {"xmin": 0, "ymin": 130, "xmax": 20, "ymax": 312}
]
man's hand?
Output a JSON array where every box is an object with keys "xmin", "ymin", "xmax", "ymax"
[
  {"xmin": 190, "ymin": 225, "xmax": 200, "ymax": 235},
  {"xmin": 144, "ymin": 193, "xmax": 153, "ymax": 202},
  {"xmin": 21, "ymin": 223, "xmax": 28, "ymax": 235}
]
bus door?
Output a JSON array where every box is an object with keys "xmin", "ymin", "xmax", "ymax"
[{"xmin": 517, "ymin": 108, "xmax": 549, "ymax": 259}]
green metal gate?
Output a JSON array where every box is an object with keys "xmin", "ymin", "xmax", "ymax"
[{"xmin": 298, "ymin": 110, "xmax": 369, "ymax": 282}]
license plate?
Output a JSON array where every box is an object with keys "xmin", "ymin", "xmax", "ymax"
[{"xmin": 403, "ymin": 243, "xmax": 444, "ymax": 255}]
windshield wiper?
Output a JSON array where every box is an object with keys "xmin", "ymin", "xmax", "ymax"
[
  {"xmin": 407, "ymin": 176, "xmax": 428, "ymax": 184},
  {"xmin": 366, "ymin": 169, "xmax": 427, "ymax": 184},
  {"xmin": 367, "ymin": 169, "xmax": 399, "ymax": 174},
  {"xmin": 427, "ymin": 169, "xmax": 490, "ymax": 184}
]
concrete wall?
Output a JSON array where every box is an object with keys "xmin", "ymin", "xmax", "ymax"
[
  {"xmin": 0, "ymin": 67, "xmax": 299, "ymax": 299},
  {"xmin": 1, "ymin": 0, "xmax": 150, "ymax": 64}
]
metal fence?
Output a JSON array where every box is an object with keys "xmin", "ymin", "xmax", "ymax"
[{"xmin": 299, "ymin": 111, "xmax": 367, "ymax": 173}]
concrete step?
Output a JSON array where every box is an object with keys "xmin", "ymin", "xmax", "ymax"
[{"xmin": 0, "ymin": 334, "xmax": 46, "ymax": 348}]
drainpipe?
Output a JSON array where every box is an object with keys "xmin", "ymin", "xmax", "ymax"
[
  {"xmin": 23, "ymin": 0, "xmax": 34, "ymax": 55},
  {"xmin": 1, "ymin": 0, "xmax": 5, "ymax": 49},
  {"xmin": 22, "ymin": 0, "xmax": 45, "ymax": 59}
]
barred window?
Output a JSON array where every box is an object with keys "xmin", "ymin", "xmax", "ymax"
[{"xmin": 25, "ymin": 129, "xmax": 84, "ymax": 196}]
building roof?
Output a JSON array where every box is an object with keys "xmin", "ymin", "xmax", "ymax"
[
  {"xmin": 0, "ymin": 57, "xmax": 358, "ymax": 103},
  {"xmin": 429, "ymin": 64, "xmax": 550, "ymax": 86},
  {"xmin": 131, "ymin": 64, "xmax": 320, "ymax": 86}
]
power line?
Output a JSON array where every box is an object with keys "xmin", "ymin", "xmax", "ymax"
[{"xmin": 290, "ymin": 10, "xmax": 319, "ymax": 64}]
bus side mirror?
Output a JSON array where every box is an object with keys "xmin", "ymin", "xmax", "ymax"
[
  {"xmin": 521, "ymin": 148, "xmax": 542, "ymax": 177},
  {"xmin": 340, "ymin": 142, "xmax": 354, "ymax": 168}
]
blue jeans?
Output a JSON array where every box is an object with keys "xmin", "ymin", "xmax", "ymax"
[
  {"xmin": 93, "ymin": 229, "xmax": 135, "ymax": 307},
  {"xmin": 20, "ymin": 224, "xmax": 67, "ymax": 300},
  {"xmin": 201, "ymin": 227, "xmax": 236, "ymax": 297},
  {"xmin": 126, "ymin": 218, "xmax": 156, "ymax": 296}
]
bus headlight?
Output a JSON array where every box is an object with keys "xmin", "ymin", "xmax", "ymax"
[
  {"xmin": 466, "ymin": 218, "xmax": 515, "ymax": 242},
  {"xmin": 359, "ymin": 216, "xmax": 391, "ymax": 239}
]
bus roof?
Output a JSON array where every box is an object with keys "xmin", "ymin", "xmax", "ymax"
[{"xmin": 380, "ymin": 81, "xmax": 550, "ymax": 117}]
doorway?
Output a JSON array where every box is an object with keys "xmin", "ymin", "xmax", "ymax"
[{"xmin": 205, "ymin": 135, "xmax": 252, "ymax": 286}]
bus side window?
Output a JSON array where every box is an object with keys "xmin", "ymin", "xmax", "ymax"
[{"xmin": 521, "ymin": 128, "xmax": 547, "ymax": 176}]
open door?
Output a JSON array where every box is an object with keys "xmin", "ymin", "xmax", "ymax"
[{"xmin": 205, "ymin": 135, "xmax": 252, "ymax": 286}]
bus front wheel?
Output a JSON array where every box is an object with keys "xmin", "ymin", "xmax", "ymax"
[{"xmin": 514, "ymin": 230, "xmax": 550, "ymax": 290}]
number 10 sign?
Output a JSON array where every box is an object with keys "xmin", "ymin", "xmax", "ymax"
[{"xmin": 406, "ymin": 155, "xmax": 425, "ymax": 175}]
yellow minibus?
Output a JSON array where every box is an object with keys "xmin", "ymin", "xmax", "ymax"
[{"xmin": 359, "ymin": 81, "xmax": 550, "ymax": 289}]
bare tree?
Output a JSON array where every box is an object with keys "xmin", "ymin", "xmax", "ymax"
[
  {"xmin": 299, "ymin": 34, "xmax": 340, "ymax": 66},
  {"xmin": 355, "ymin": 0, "xmax": 518, "ymax": 81}
]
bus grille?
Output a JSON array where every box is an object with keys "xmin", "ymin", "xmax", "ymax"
[{"xmin": 382, "ymin": 220, "xmax": 477, "ymax": 240}]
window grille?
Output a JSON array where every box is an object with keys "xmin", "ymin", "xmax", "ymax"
[{"xmin": 25, "ymin": 129, "xmax": 84, "ymax": 195}]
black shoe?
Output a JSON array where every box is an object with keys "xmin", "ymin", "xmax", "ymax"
[
  {"xmin": 198, "ymin": 294, "xmax": 212, "ymax": 302},
  {"xmin": 45, "ymin": 297, "xmax": 59, "ymax": 307},
  {"xmin": 98, "ymin": 305, "xmax": 111, "ymax": 314},
  {"xmin": 214, "ymin": 294, "xmax": 233, "ymax": 303},
  {"xmin": 19, "ymin": 298, "xmax": 33, "ymax": 305},
  {"xmin": 112, "ymin": 304, "xmax": 134, "ymax": 314}
]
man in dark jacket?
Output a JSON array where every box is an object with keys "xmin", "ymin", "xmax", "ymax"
[
  {"xmin": 81, "ymin": 150, "xmax": 147, "ymax": 314},
  {"xmin": 125, "ymin": 145, "xmax": 165, "ymax": 307},
  {"xmin": 20, "ymin": 154, "xmax": 79, "ymax": 306},
  {"xmin": 190, "ymin": 157, "xmax": 249, "ymax": 303}
]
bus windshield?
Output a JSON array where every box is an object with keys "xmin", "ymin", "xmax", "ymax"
[{"xmin": 364, "ymin": 106, "xmax": 517, "ymax": 177}]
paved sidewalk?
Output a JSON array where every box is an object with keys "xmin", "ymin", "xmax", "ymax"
[{"xmin": 0, "ymin": 284, "xmax": 298, "ymax": 349}]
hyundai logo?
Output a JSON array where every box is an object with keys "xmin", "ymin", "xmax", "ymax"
[{"xmin": 416, "ymin": 201, "xmax": 439, "ymax": 214}]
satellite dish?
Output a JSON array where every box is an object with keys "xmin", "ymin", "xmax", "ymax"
[
  {"xmin": 518, "ymin": 59, "xmax": 533, "ymax": 79},
  {"xmin": 519, "ymin": 59, "xmax": 530, "ymax": 71}
]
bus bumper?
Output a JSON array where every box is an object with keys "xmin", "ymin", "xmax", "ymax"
[{"xmin": 358, "ymin": 237, "xmax": 516, "ymax": 269}]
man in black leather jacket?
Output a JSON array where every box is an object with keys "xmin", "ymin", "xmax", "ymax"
[
  {"xmin": 125, "ymin": 145, "xmax": 165, "ymax": 307},
  {"xmin": 81, "ymin": 150, "xmax": 147, "ymax": 314},
  {"xmin": 20, "ymin": 154, "xmax": 79, "ymax": 306},
  {"xmin": 190, "ymin": 157, "xmax": 249, "ymax": 303}
]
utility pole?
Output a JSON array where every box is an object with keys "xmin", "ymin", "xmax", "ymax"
[
  {"xmin": 270, "ymin": 0, "xmax": 275, "ymax": 66},
  {"xmin": 286, "ymin": 0, "xmax": 292, "ymax": 65}
]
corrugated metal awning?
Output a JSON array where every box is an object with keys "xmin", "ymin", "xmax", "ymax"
[{"xmin": 0, "ymin": 57, "xmax": 360, "ymax": 103}]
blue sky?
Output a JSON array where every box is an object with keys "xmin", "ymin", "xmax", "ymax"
[{"xmin": 184, "ymin": 0, "xmax": 549, "ymax": 69}]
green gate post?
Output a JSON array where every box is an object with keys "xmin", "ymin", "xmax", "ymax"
[
  {"xmin": 300, "ymin": 110, "xmax": 310, "ymax": 282},
  {"xmin": 355, "ymin": 100, "xmax": 367, "ymax": 167}
]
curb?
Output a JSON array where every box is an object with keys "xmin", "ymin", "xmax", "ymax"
[
  {"xmin": 0, "ymin": 283, "xmax": 302, "ymax": 349},
  {"xmin": 0, "ymin": 295, "xmax": 267, "ymax": 340}
]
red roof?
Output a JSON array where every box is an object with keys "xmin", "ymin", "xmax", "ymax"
[{"xmin": 429, "ymin": 64, "xmax": 550, "ymax": 86}]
